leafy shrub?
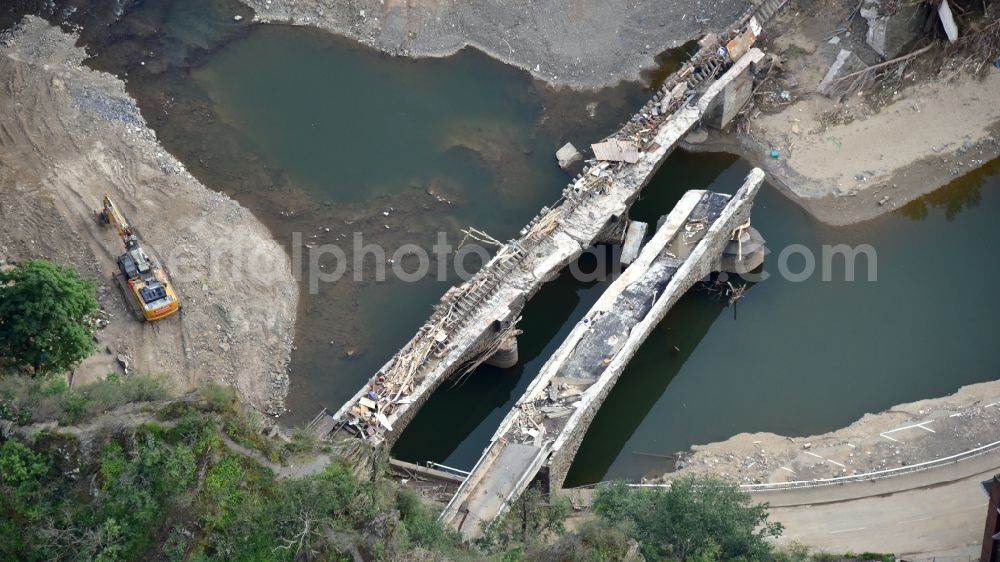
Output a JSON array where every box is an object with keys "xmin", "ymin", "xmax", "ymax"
[
  {"xmin": 396, "ymin": 487, "xmax": 459, "ymax": 551},
  {"xmin": 284, "ymin": 427, "xmax": 319, "ymax": 456},
  {"xmin": 478, "ymin": 484, "xmax": 569, "ymax": 553},
  {"xmin": 0, "ymin": 373, "xmax": 169, "ymax": 425},
  {"xmin": 527, "ymin": 519, "xmax": 633, "ymax": 562},
  {"xmin": 592, "ymin": 476, "xmax": 783, "ymax": 561}
]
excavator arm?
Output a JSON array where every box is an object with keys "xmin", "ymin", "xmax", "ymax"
[{"xmin": 99, "ymin": 193, "xmax": 136, "ymax": 244}]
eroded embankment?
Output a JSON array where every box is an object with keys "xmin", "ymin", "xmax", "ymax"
[
  {"xmin": 240, "ymin": 0, "xmax": 746, "ymax": 89},
  {"xmin": 0, "ymin": 17, "xmax": 297, "ymax": 415},
  {"xmin": 660, "ymin": 378, "xmax": 1000, "ymax": 487}
]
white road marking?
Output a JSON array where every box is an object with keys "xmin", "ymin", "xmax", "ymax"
[
  {"xmin": 880, "ymin": 433, "xmax": 902, "ymax": 443},
  {"xmin": 950, "ymin": 412, "xmax": 963, "ymax": 417},
  {"xmin": 830, "ymin": 527, "xmax": 865, "ymax": 534},
  {"xmin": 986, "ymin": 402, "xmax": 999, "ymax": 408},
  {"xmin": 898, "ymin": 516, "xmax": 933, "ymax": 525},
  {"xmin": 885, "ymin": 421, "xmax": 934, "ymax": 434},
  {"xmin": 802, "ymin": 451, "xmax": 847, "ymax": 468},
  {"xmin": 846, "ymin": 443, "xmax": 857, "ymax": 448},
  {"xmin": 780, "ymin": 466, "xmax": 795, "ymax": 474}
]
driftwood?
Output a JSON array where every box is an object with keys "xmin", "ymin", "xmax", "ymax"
[{"xmin": 832, "ymin": 43, "xmax": 935, "ymax": 84}]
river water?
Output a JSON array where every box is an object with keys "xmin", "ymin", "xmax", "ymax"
[{"xmin": 32, "ymin": 0, "xmax": 999, "ymax": 483}]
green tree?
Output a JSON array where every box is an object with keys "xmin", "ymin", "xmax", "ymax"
[
  {"xmin": 592, "ymin": 475, "xmax": 783, "ymax": 561},
  {"xmin": 0, "ymin": 260, "xmax": 97, "ymax": 374},
  {"xmin": 479, "ymin": 483, "xmax": 569, "ymax": 553}
]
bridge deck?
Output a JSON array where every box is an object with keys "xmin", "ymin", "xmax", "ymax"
[
  {"xmin": 312, "ymin": 45, "xmax": 766, "ymax": 448},
  {"xmin": 440, "ymin": 170, "xmax": 765, "ymax": 540}
]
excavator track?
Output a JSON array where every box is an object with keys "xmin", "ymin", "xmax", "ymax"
[{"xmin": 113, "ymin": 272, "xmax": 146, "ymax": 322}]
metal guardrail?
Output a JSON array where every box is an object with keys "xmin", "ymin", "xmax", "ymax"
[
  {"xmin": 570, "ymin": 439, "xmax": 1000, "ymax": 493},
  {"xmin": 426, "ymin": 462, "xmax": 471, "ymax": 478},
  {"xmin": 742, "ymin": 439, "xmax": 1000, "ymax": 492}
]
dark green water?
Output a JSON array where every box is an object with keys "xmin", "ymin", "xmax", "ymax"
[
  {"xmin": 63, "ymin": 0, "xmax": 650, "ymax": 428},
  {"xmin": 30, "ymin": 0, "xmax": 998, "ymax": 483},
  {"xmin": 397, "ymin": 151, "xmax": 1000, "ymax": 484},
  {"xmin": 568, "ymin": 154, "xmax": 1000, "ymax": 484}
]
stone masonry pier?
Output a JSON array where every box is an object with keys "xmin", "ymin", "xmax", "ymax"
[
  {"xmin": 438, "ymin": 169, "xmax": 765, "ymax": 540},
  {"xmin": 309, "ymin": 0, "xmax": 787, "ymax": 455}
]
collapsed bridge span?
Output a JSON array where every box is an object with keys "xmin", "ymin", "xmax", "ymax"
[
  {"xmin": 439, "ymin": 169, "xmax": 765, "ymax": 540},
  {"xmin": 309, "ymin": 0, "xmax": 786, "ymax": 458}
]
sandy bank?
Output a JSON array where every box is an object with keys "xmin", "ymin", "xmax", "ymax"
[
  {"xmin": 686, "ymin": 2, "xmax": 1000, "ymax": 225},
  {"xmin": 239, "ymin": 0, "xmax": 746, "ymax": 89},
  {"xmin": 657, "ymin": 378, "xmax": 1000, "ymax": 487},
  {"xmin": 0, "ymin": 17, "xmax": 298, "ymax": 415}
]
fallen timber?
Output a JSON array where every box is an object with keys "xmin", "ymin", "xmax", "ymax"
[
  {"xmin": 438, "ymin": 169, "xmax": 766, "ymax": 540},
  {"xmin": 312, "ymin": 0, "xmax": 786, "ymax": 453}
]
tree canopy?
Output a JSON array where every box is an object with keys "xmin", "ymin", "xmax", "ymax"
[
  {"xmin": 593, "ymin": 476, "xmax": 783, "ymax": 561},
  {"xmin": 0, "ymin": 260, "xmax": 97, "ymax": 374}
]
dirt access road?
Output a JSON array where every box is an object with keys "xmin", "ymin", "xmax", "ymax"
[
  {"xmin": 760, "ymin": 449, "xmax": 999, "ymax": 559},
  {"xmin": 0, "ymin": 18, "xmax": 297, "ymax": 415}
]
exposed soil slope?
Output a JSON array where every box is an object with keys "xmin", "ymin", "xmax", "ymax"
[{"xmin": 0, "ymin": 17, "xmax": 297, "ymax": 415}]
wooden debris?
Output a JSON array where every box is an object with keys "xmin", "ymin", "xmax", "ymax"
[{"xmin": 726, "ymin": 28, "xmax": 758, "ymax": 62}]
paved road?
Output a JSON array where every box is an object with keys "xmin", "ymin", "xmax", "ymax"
[{"xmin": 757, "ymin": 450, "xmax": 1000, "ymax": 559}]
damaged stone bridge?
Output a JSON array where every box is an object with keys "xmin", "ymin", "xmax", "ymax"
[
  {"xmin": 308, "ymin": 0, "xmax": 784, "ymax": 469},
  {"xmin": 437, "ymin": 169, "xmax": 766, "ymax": 540}
]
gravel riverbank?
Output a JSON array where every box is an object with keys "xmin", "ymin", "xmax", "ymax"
[{"xmin": 240, "ymin": 0, "xmax": 746, "ymax": 89}]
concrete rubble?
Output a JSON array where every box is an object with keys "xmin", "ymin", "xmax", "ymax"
[
  {"xmin": 817, "ymin": 49, "xmax": 869, "ymax": 97},
  {"xmin": 620, "ymin": 220, "xmax": 649, "ymax": 265},
  {"xmin": 555, "ymin": 142, "xmax": 582, "ymax": 169},
  {"xmin": 859, "ymin": 0, "xmax": 928, "ymax": 58}
]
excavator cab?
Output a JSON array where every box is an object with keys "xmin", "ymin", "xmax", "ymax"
[{"xmin": 99, "ymin": 194, "xmax": 180, "ymax": 321}]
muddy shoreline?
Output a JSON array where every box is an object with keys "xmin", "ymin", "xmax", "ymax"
[
  {"xmin": 240, "ymin": 0, "xmax": 746, "ymax": 89},
  {"xmin": 238, "ymin": 0, "xmax": 1000, "ymax": 231}
]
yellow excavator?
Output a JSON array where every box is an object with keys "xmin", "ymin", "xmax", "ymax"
[{"xmin": 98, "ymin": 193, "xmax": 180, "ymax": 321}]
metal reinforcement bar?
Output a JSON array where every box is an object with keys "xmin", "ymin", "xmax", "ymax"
[
  {"xmin": 314, "ymin": 0, "xmax": 789, "ymax": 450},
  {"xmin": 439, "ymin": 170, "xmax": 765, "ymax": 540}
]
